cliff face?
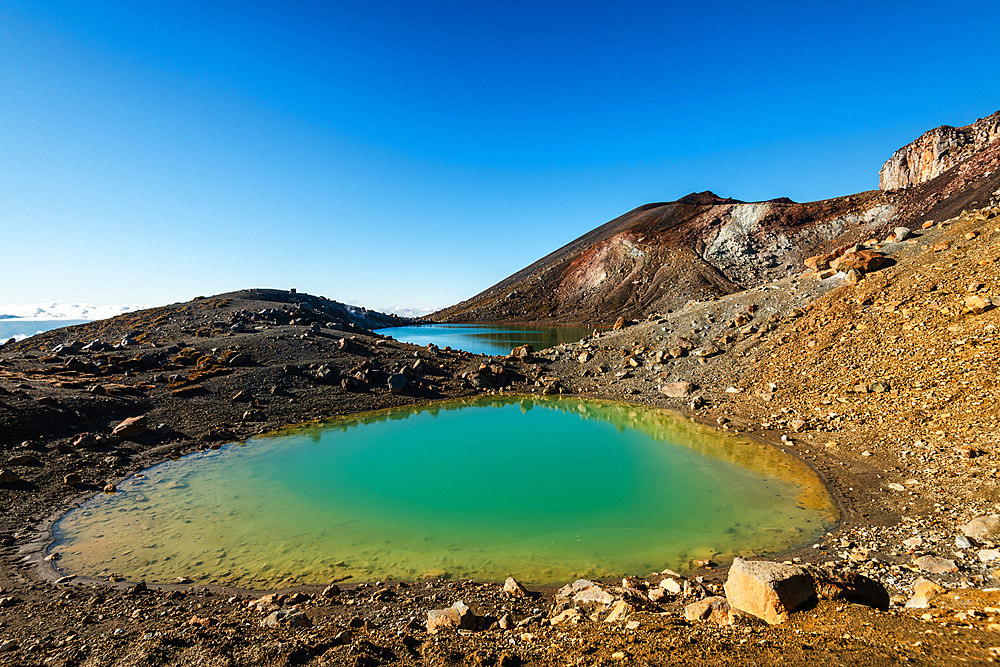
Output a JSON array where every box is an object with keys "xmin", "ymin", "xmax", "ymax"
[{"xmin": 879, "ymin": 111, "xmax": 1000, "ymax": 190}]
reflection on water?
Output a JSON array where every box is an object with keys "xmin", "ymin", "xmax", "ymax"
[
  {"xmin": 52, "ymin": 397, "xmax": 837, "ymax": 588},
  {"xmin": 372, "ymin": 323, "xmax": 596, "ymax": 355}
]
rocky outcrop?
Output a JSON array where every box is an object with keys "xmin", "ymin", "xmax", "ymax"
[{"xmin": 880, "ymin": 111, "xmax": 1000, "ymax": 190}]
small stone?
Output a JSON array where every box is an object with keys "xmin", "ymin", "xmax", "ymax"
[
  {"xmin": 915, "ymin": 555, "xmax": 958, "ymax": 574},
  {"xmin": 510, "ymin": 344, "xmax": 534, "ymax": 360},
  {"xmin": 933, "ymin": 242, "xmax": 950, "ymax": 252},
  {"xmin": 905, "ymin": 578, "xmax": 946, "ymax": 608},
  {"xmin": 893, "ymin": 227, "xmax": 911, "ymax": 242},
  {"xmin": 964, "ymin": 295, "xmax": 994, "ymax": 314},
  {"xmin": 660, "ymin": 578, "xmax": 683, "ymax": 594},
  {"xmin": 549, "ymin": 608, "xmax": 584, "ymax": 626},
  {"xmin": 887, "ymin": 483, "xmax": 905, "ymax": 492},
  {"xmin": 261, "ymin": 607, "xmax": 312, "ymax": 628},
  {"xmin": 625, "ymin": 620, "xmax": 640, "ymax": 630},
  {"xmin": 387, "ymin": 374, "xmax": 408, "ymax": 394},
  {"xmin": 913, "ymin": 578, "xmax": 946, "ymax": 598},
  {"xmin": 556, "ymin": 579, "xmax": 615, "ymax": 610},
  {"xmin": 956, "ymin": 535, "xmax": 973, "ymax": 549},
  {"xmin": 503, "ymin": 576, "xmax": 527, "ymax": 596},
  {"xmin": 0, "ymin": 639, "xmax": 18, "ymax": 652},
  {"xmin": 903, "ymin": 536, "xmax": 923, "ymax": 548},
  {"xmin": 603, "ymin": 600, "xmax": 633, "ymax": 623},
  {"xmin": 979, "ymin": 549, "xmax": 1000, "ymax": 563},
  {"xmin": 612, "ymin": 317, "xmax": 626, "ymax": 331},
  {"xmin": 0, "ymin": 469, "xmax": 19, "ymax": 484},
  {"xmin": 103, "ymin": 483, "xmax": 116, "ymax": 494},
  {"xmin": 658, "ymin": 381, "xmax": 697, "ymax": 398},
  {"xmin": 63, "ymin": 473, "xmax": 82, "ymax": 486},
  {"xmin": 684, "ymin": 596, "xmax": 732, "ymax": 626},
  {"xmin": 322, "ymin": 584, "xmax": 341, "ymax": 598},
  {"xmin": 962, "ymin": 516, "xmax": 1000, "ymax": 540},
  {"xmin": 427, "ymin": 601, "xmax": 476, "ymax": 634},
  {"xmin": 111, "ymin": 415, "xmax": 148, "ymax": 440}
]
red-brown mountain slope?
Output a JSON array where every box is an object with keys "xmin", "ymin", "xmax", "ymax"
[{"xmin": 433, "ymin": 111, "xmax": 1000, "ymax": 326}]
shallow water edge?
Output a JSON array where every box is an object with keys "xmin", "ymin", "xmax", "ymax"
[{"xmin": 46, "ymin": 395, "xmax": 839, "ymax": 589}]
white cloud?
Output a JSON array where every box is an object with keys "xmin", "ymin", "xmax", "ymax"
[
  {"xmin": 383, "ymin": 306, "xmax": 437, "ymax": 319},
  {"xmin": 0, "ymin": 302, "xmax": 156, "ymax": 321}
]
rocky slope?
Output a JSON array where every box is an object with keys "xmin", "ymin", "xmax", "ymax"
[{"xmin": 880, "ymin": 110, "xmax": 1000, "ymax": 190}]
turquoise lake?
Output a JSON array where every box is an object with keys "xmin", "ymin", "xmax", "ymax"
[
  {"xmin": 52, "ymin": 396, "xmax": 836, "ymax": 587},
  {"xmin": 373, "ymin": 323, "xmax": 596, "ymax": 355}
]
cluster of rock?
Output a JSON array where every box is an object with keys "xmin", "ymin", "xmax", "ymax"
[{"xmin": 419, "ymin": 562, "xmax": 888, "ymax": 639}]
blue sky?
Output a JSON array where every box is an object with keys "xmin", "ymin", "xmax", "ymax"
[{"xmin": 2, "ymin": 1, "xmax": 998, "ymax": 314}]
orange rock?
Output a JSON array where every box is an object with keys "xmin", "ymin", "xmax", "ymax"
[
  {"xmin": 111, "ymin": 416, "xmax": 148, "ymax": 440},
  {"xmin": 829, "ymin": 250, "xmax": 886, "ymax": 273}
]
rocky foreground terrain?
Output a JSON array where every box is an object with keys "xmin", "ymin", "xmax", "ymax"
[{"xmin": 3, "ymin": 113, "xmax": 1000, "ymax": 665}]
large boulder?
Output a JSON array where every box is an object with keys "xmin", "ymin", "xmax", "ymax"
[{"xmin": 723, "ymin": 559, "xmax": 816, "ymax": 625}]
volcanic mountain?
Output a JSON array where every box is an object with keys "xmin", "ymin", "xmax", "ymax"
[{"xmin": 433, "ymin": 110, "xmax": 1000, "ymax": 325}]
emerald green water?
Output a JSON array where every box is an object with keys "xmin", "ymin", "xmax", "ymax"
[{"xmin": 51, "ymin": 397, "xmax": 837, "ymax": 587}]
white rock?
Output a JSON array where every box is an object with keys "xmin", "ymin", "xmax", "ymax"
[{"xmin": 979, "ymin": 549, "xmax": 1000, "ymax": 563}]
